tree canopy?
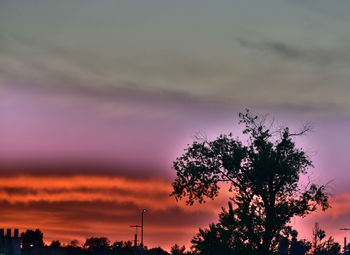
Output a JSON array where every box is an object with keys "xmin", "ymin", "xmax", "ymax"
[
  {"xmin": 171, "ymin": 110, "xmax": 329, "ymax": 253},
  {"xmin": 84, "ymin": 237, "xmax": 110, "ymax": 255},
  {"xmin": 21, "ymin": 229, "xmax": 45, "ymax": 250}
]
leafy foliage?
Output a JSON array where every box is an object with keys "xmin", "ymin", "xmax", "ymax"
[
  {"xmin": 84, "ymin": 237, "xmax": 110, "ymax": 255},
  {"xmin": 171, "ymin": 244, "xmax": 186, "ymax": 255},
  {"xmin": 289, "ymin": 230, "xmax": 312, "ymax": 255},
  {"xmin": 313, "ymin": 237, "xmax": 341, "ymax": 255},
  {"xmin": 50, "ymin": 240, "xmax": 61, "ymax": 248},
  {"xmin": 171, "ymin": 110, "xmax": 329, "ymax": 253},
  {"xmin": 313, "ymin": 223, "xmax": 326, "ymax": 250},
  {"xmin": 113, "ymin": 241, "xmax": 134, "ymax": 255},
  {"xmin": 312, "ymin": 224, "xmax": 341, "ymax": 255},
  {"xmin": 21, "ymin": 229, "xmax": 45, "ymax": 250}
]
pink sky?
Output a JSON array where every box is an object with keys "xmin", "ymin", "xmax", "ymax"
[
  {"xmin": 1, "ymin": 1, "xmax": 350, "ymax": 249},
  {"xmin": 0, "ymin": 84, "xmax": 349, "ymax": 251}
]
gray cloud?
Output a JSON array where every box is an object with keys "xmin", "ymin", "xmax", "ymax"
[
  {"xmin": 0, "ymin": 32, "xmax": 228, "ymax": 110},
  {"xmin": 237, "ymin": 39, "xmax": 350, "ymax": 66},
  {"xmin": 2, "ymin": 27, "xmax": 350, "ymax": 116},
  {"xmin": 286, "ymin": 0, "xmax": 350, "ymax": 21}
]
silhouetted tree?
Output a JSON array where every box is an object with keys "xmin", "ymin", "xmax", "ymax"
[
  {"xmin": 311, "ymin": 224, "xmax": 341, "ymax": 255},
  {"xmin": 192, "ymin": 201, "xmax": 259, "ymax": 255},
  {"xmin": 277, "ymin": 236, "xmax": 289, "ymax": 255},
  {"xmin": 312, "ymin": 222, "xmax": 326, "ymax": 250},
  {"xmin": 84, "ymin": 237, "xmax": 110, "ymax": 255},
  {"xmin": 50, "ymin": 240, "xmax": 61, "ymax": 248},
  {"xmin": 289, "ymin": 230, "xmax": 311, "ymax": 255},
  {"xmin": 113, "ymin": 241, "xmax": 133, "ymax": 255},
  {"xmin": 171, "ymin": 110, "xmax": 329, "ymax": 253},
  {"xmin": 18, "ymin": 229, "xmax": 178, "ymax": 255},
  {"xmin": 171, "ymin": 244, "xmax": 186, "ymax": 255},
  {"xmin": 68, "ymin": 240, "xmax": 80, "ymax": 248},
  {"xmin": 191, "ymin": 222, "xmax": 236, "ymax": 255},
  {"xmin": 314, "ymin": 237, "xmax": 341, "ymax": 255},
  {"xmin": 66, "ymin": 240, "xmax": 86, "ymax": 255},
  {"xmin": 148, "ymin": 247, "xmax": 169, "ymax": 255},
  {"xmin": 21, "ymin": 229, "xmax": 45, "ymax": 250}
]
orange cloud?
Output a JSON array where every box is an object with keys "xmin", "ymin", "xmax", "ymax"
[
  {"xmin": 0, "ymin": 175, "xmax": 173, "ymax": 210},
  {"xmin": 0, "ymin": 174, "xmax": 229, "ymax": 251},
  {"xmin": 2, "ymin": 173, "xmax": 348, "ymax": 250}
]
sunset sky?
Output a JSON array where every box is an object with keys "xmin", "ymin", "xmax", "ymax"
[{"xmin": 1, "ymin": 0, "xmax": 350, "ymax": 251}]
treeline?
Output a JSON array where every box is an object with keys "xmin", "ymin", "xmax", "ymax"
[
  {"xmin": 20, "ymin": 229, "xmax": 192, "ymax": 255},
  {"xmin": 191, "ymin": 222, "xmax": 345, "ymax": 255},
  {"xmin": 20, "ymin": 223, "xmax": 347, "ymax": 255}
]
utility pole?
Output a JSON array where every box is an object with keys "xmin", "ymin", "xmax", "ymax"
[
  {"xmin": 340, "ymin": 228, "xmax": 350, "ymax": 255},
  {"xmin": 130, "ymin": 225, "xmax": 141, "ymax": 255},
  {"xmin": 141, "ymin": 209, "xmax": 147, "ymax": 255}
]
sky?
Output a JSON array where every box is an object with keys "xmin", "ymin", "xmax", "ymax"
[{"xmin": 0, "ymin": 0, "xmax": 350, "ymax": 251}]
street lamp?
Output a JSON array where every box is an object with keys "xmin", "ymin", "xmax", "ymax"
[{"xmin": 141, "ymin": 209, "xmax": 147, "ymax": 254}]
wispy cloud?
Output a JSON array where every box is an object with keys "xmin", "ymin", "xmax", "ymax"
[
  {"xmin": 2, "ymin": 31, "xmax": 350, "ymax": 113},
  {"xmin": 0, "ymin": 175, "xmax": 171, "ymax": 209},
  {"xmin": 286, "ymin": 0, "xmax": 350, "ymax": 21},
  {"xmin": 0, "ymin": 173, "xmax": 229, "ymax": 249},
  {"xmin": 237, "ymin": 39, "xmax": 350, "ymax": 66},
  {"xmin": 0, "ymin": 173, "xmax": 349, "ymax": 248}
]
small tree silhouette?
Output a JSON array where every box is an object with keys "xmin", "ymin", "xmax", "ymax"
[
  {"xmin": 84, "ymin": 237, "xmax": 110, "ymax": 255},
  {"xmin": 312, "ymin": 223, "xmax": 341, "ymax": 255},
  {"xmin": 313, "ymin": 222, "xmax": 326, "ymax": 250},
  {"xmin": 171, "ymin": 244, "xmax": 186, "ymax": 255},
  {"xmin": 21, "ymin": 229, "xmax": 45, "ymax": 250}
]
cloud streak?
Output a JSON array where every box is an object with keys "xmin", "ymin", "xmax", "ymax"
[
  {"xmin": 237, "ymin": 39, "xmax": 350, "ymax": 66},
  {"xmin": 0, "ymin": 173, "xmax": 230, "ymax": 250},
  {"xmin": 1, "ymin": 173, "xmax": 349, "ymax": 249}
]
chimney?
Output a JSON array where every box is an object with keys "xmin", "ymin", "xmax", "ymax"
[
  {"xmin": 0, "ymin": 229, "xmax": 4, "ymax": 237},
  {"xmin": 14, "ymin": 229, "xmax": 19, "ymax": 238},
  {"xmin": 6, "ymin": 229, "xmax": 11, "ymax": 237}
]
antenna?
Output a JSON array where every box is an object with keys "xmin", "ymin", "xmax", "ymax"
[
  {"xmin": 340, "ymin": 228, "xmax": 350, "ymax": 255},
  {"xmin": 130, "ymin": 225, "xmax": 142, "ymax": 249},
  {"xmin": 130, "ymin": 225, "xmax": 142, "ymax": 231}
]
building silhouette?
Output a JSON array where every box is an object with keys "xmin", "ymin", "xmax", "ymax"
[{"xmin": 0, "ymin": 229, "xmax": 21, "ymax": 255}]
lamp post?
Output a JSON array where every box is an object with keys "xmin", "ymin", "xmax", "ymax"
[{"xmin": 141, "ymin": 209, "xmax": 147, "ymax": 254}]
